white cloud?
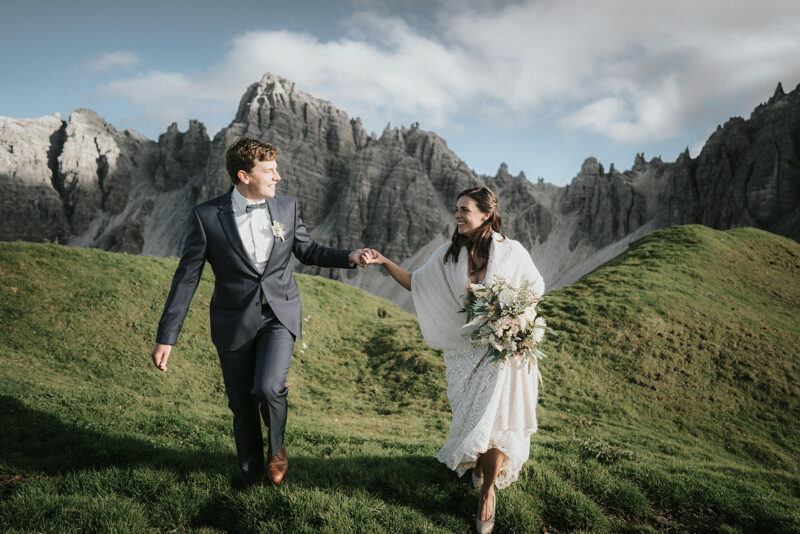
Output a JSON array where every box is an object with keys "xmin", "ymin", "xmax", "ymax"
[
  {"xmin": 95, "ymin": 1, "xmax": 800, "ymax": 143},
  {"xmin": 562, "ymin": 98, "xmax": 626, "ymax": 135},
  {"xmin": 85, "ymin": 51, "xmax": 140, "ymax": 74},
  {"xmin": 561, "ymin": 77, "xmax": 684, "ymax": 143},
  {"xmin": 443, "ymin": 0, "xmax": 800, "ymax": 138}
]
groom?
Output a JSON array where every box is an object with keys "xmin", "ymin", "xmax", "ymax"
[{"xmin": 151, "ymin": 137, "xmax": 368, "ymax": 488}]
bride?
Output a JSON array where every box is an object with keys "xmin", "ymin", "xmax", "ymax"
[{"xmin": 363, "ymin": 186, "xmax": 544, "ymax": 533}]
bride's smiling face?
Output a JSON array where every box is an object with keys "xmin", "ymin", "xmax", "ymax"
[{"xmin": 455, "ymin": 196, "xmax": 489, "ymax": 234}]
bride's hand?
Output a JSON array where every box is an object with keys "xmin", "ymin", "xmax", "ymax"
[{"xmin": 361, "ymin": 248, "xmax": 385, "ymax": 266}]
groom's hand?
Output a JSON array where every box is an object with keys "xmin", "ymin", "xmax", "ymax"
[
  {"xmin": 151, "ymin": 343, "xmax": 173, "ymax": 371},
  {"xmin": 349, "ymin": 248, "xmax": 371, "ymax": 268}
]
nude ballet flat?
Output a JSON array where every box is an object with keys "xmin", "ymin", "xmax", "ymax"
[{"xmin": 475, "ymin": 492, "xmax": 495, "ymax": 534}]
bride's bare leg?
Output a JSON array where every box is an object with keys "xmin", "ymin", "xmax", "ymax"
[
  {"xmin": 477, "ymin": 448, "xmax": 507, "ymax": 520},
  {"xmin": 474, "ymin": 453, "xmax": 484, "ymax": 478}
]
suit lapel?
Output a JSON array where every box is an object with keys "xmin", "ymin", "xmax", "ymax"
[
  {"xmin": 218, "ymin": 193, "xmax": 260, "ymax": 275},
  {"xmin": 262, "ymin": 196, "xmax": 281, "ymax": 273}
]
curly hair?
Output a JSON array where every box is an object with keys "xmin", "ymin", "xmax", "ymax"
[
  {"xmin": 224, "ymin": 137, "xmax": 278, "ymax": 186},
  {"xmin": 443, "ymin": 186, "xmax": 504, "ymax": 275}
]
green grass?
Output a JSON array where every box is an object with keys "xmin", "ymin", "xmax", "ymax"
[{"xmin": 1, "ymin": 224, "xmax": 799, "ymax": 533}]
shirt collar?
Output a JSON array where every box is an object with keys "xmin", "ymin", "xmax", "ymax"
[{"xmin": 231, "ymin": 187, "xmax": 265, "ymax": 214}]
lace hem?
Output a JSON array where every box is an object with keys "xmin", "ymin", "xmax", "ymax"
[
  {"xmin": 436, "ymin": 345, "xmax": 539, "ymax": 489},
  {"xmin": 435, "ymin": 427, "xmax": 536, "ymax": 489}
]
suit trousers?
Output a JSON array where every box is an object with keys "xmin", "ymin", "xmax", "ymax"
[{"xmin": 217, "ymin": 303, "xmax": 295, "ymax": 483}]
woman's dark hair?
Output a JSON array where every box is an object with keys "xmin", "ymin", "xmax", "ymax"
[{"xmin": 443, "ymin": 186, "xmax": 503, "ymax": 274}]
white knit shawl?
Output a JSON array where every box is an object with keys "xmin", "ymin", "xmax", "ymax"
[{"xmin": 411, "ymin": 233, "xmax": 545, "ymax": 350}]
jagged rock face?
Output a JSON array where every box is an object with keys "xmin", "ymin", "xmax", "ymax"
[
  {"xmin": 488, "ymin": 165, "xmax": 554, "ymax": 247},
  {"xmin": 202, "ymin": 76, "xmax": 371, "ymax": 231},
  {"xmin": 322, "ymin": 139, "xmax": 451, "ymax": 261},
  {"xmin": 403, "ymin": 126, "xmax": 480, "ymax": 204},
  {"xmin": 0, "ymin": 109, "xmax": 211, "ymax": 255},
  {"xmin": 1, "ymin": 74, "xmax": 798, "ymax": 312},
  {"xmin": 662, "ymin": 85, "xmax": 800, "ymax": 241},
  {"xmin": 0, "ymin": 115, "xmax": 69, "ymax": 242},
  {"xmin": 206, "ymin": 75, "xmax": 483, "ymax": 271},
  {"xmin": 56, "ymin": 109, "xmax": 152, "ymax": 234},
  {"xmin": 562, "ymin": 158, "xmax": 650, "ymax": 251},
  {"xmin": 154, "ymin": 120, "xmax": 210, "ymax": 192},
  {"xmin": 54, "ymin": 109, "xmax": 171, "ymax": 254}
]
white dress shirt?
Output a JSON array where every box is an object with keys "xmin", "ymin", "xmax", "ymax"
[{"xmin": 231, "ymin": 187, "xmax": 274, "ymax": 274}]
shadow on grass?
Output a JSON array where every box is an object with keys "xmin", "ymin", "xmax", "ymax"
[
  {"xmin": 0, "ymin": 396, "xmax": 476, "ymax": 530},
  {"xmin": 196, "ymin": 454, "xmax": 475, "ymax": 533},
  {"xmin": 0, "ymin": 395, "xmax": 235, "ymax": 480}
]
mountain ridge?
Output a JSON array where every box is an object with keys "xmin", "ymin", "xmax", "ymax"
[{"xmin": 1, "ymin": 74, "xmax": 798, "ymax": 309}]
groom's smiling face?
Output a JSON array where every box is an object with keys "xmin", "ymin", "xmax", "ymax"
[{"xmin": 238, "ymin": 159, "xmax": 281, "ymax": 201}]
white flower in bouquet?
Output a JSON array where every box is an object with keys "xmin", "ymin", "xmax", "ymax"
[
  {"xmin": 493, "ymin": 317, "xmax": 508, "ymax": 338},
  {"xmin": 498, "ymin": 288, "xmax": 516, "ymax": 307},
  {"xmin": 519, "ymin": 305, "xmax": 537, "ymax": 330},
  {"xmin": 494, "ymin": 324, "xmax": 504, "ymax": 338},
  {"xmin": 459, "ymin": 274, "xmax": 554, "ymax": 370}
]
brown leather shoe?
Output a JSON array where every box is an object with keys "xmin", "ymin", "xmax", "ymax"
[{"xmin": 267, "ymin": 445, "xmax": 288, "ymax": 485}]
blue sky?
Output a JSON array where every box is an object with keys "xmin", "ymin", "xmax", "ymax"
[{"xmin": 3, "ymin": 0, "xmax": 799, "ymax": 185}]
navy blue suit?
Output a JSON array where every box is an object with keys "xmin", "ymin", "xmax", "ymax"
[{"xmin": 156, "ymin": 191, "xmax": 353, "ymax": 481}]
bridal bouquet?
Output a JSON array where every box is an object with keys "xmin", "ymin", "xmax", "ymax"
[{"xmin": 460, "ymin": 276, "xmax": 551, "ymax": 368}]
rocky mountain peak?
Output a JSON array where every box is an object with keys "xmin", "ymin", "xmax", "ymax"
[
  {"xmin": 234, "ymin": 73, "xmax": 295, "ymax": 120},
  {"xmin": 154, "ymin": 120, "xmax": 210, "ymax": 192},
  {"xmin": 773, "ymin": 81, "xmax": 785, "ymax": 100},
  {"xmin": 632, "ymin": 152, "xmax": 647, "ymax": 171},
  {"xmin": 69, "ymin": 107, "xmax": 104, "ymax": 124},
  {"xmin": 578, "ymin": 156, "xmax": 604, "ymax": 177},
  {"xmin": 496, "ymin": 162, "xmax": 511, "ymax": 179},
  {"xmin": 380, "ymin": 123, "xmax": 405, "ymax": 147},
  {"xmin": 752, "ymin": 81, "xmax": 798, "ymax": 122},
  {"xmin": 1, "ymin": 75, "xmax": 798, "ymax": 311}
]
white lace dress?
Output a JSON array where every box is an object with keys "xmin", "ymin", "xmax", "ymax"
[{"xmin": 411, "ymin": 233, "xmax": 544, "ymax": 489}]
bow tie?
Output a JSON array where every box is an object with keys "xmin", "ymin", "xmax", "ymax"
[{"xmin": 245, "ymin": 202, "xmax": 268, "ymax": 214}]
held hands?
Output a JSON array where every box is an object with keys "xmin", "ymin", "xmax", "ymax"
[
  {"xmin": 360, "ymin": 248, "xmax": 384, "ymax": 266},
  {"xmin": 349, "ymin": 248, "xmax": 371, "ymax": 267},
  {"xmin": 350, "ymin": 248, "xmax": 384, "ymax": 267},
  {"xmin": 361, "ymin": 248, "xmax": 409, "ymax": 290}
]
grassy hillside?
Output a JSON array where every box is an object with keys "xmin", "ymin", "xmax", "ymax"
[{"xmin": 1, "ymin": 225, "xmax": 799, "ymax": 533}]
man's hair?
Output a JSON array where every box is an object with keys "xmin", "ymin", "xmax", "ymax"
[{"xmin": 225, "ymin": 137, "xmax": 278, "ymax": 185}]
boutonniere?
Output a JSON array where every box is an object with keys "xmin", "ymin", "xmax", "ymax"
[{"xmin": 272, "ymin": 220, "xmax": 286, "ymax": 242}]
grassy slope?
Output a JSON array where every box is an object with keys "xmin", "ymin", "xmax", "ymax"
[{"xmin": 1, "ymin": 224, "xmax": 799, "ymax": 533}]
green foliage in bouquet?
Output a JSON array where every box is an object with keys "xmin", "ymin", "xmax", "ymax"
[{"xmin": 460, "ymin": 276, "xmax": 553, "ymax": 367}]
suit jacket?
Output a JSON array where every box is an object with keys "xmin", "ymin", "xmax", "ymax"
[{"xmin": 156, "ymin": 192, "xmax": 353, "ymax": 351}]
